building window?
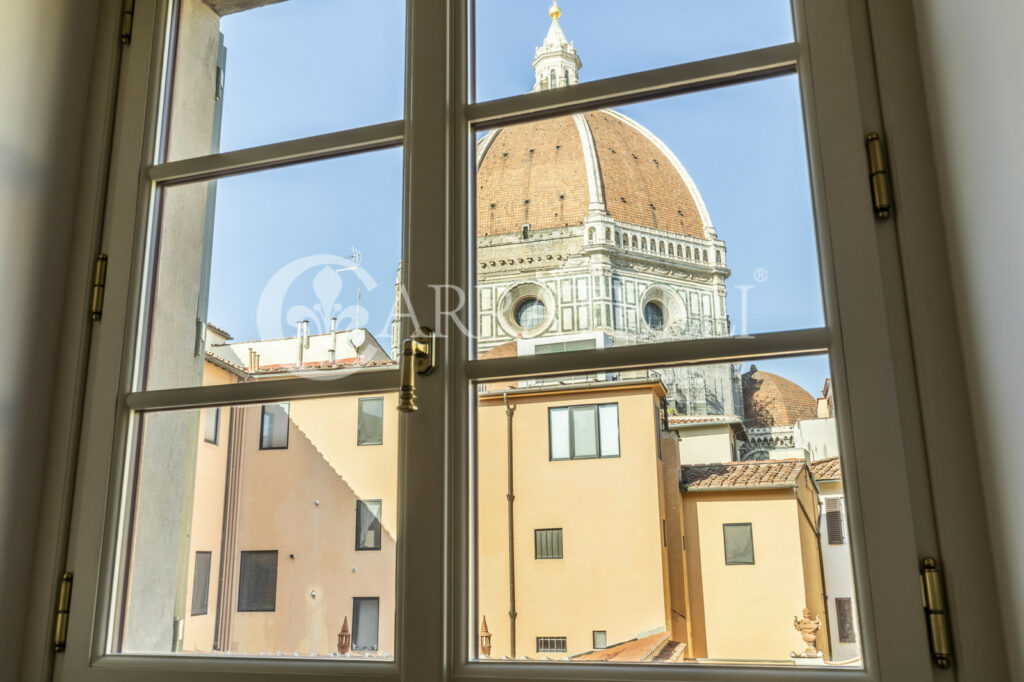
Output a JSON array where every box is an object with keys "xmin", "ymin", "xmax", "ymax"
[
  {"xmin": 191, "ymin": 551, "xmax": 211, "ymax": 616},
  {"xmin": 535, "ymin": 338, "xmax": 596, "ymax": 354},
  {"xmin": 352, "ymin": 597, "xmax": 380, "ymax": 650},
  {"xmin": 356, "ymin": 499, "xmax": 383, "ymax": 550},
  {"xmin": 644, "ymin": 301, "xmax": 665, "ymax": 330},
  {"xmin": 534, "ymin": 528, "xmax": 563, "ymax": 559},
  {"xmin": 723, "ymin": 523, "xmax": 755, "ymax": 565},
  {"xmin": 548, "ymin": 403, "xmax": 620, "ymax": 460},
  {"xmin": 836, "ymin": 597, "xmax": 856, "ymax": 643},
  {"xmin": 238, "ymin": 550, "xmax": 277, "ymax": 612},
  {"xmin": 259, "ymin": 403, "xmax": 289, "ymax": 449},
  {"xmin": 593, "ymin": 631, "xmax": 607, "ymax": 650},
  {"xmin": 514, "ymin": 297, "xmax": 546, "ymax": 330},
  {"xmin": 357, "ymin": 397, "xmax": 384, "ymax": 446},
  {"xmin": 825, "ymin": 497, "xmax": 845, "ymax": 545},
  {"xmin": 203, "ymin": 407, "xmax": 220, "ymax": 445},
  {"xmin": 537, "ymin": 636, "xmax": 567, "ymax": 653}
]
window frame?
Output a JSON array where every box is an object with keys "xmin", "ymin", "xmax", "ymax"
[
  {"xmin": 722, "ymin": 522, "xmax": 755, "ymax": 566},
  {"xmin": 547, "ymin": 403, "xmax": 620, "ymax": 461},
  {"xmin": 44, "ymin": 0, "xmax": 963, "ymax": 680},
  {"xmin": 357, "ymin": 396, "xmax": 385, "ymax": 446},
  {"xmin": 190, "ymin": 550, "xmax": 212, "ymax": 617},
  {"xmin": 355, "ymin": 499, "xmax": 383, "ymax": 551},
  {"xmin": 534, "ymin": 528, "xmax": 564, "ymax": 560},
  {"xmin": 258, "ymin": 403, "xmax": 290, "ymax": 450},
  {"xmin": 203, "ymin": 406, "xmax": 219, "ymax": 445},
  {"xmin": 352, "ymin": 597, "xmax": 381, "ymax": 652},
  {"xmin": 536, "ymin": 637, "xmax": 568, "ymax": 654},
  {"xmin": 237, "ymin": 550, "xmax": 278, "ymax": 613}
]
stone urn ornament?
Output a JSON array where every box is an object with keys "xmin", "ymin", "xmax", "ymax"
[{"xmin": 793, "ymin": 608, "xmax": 822, "ymax": 656}]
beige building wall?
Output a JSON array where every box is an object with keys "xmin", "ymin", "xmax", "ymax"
[
  {"xmin": 675, "ymin": 425, "xmax": 736, "ymax": 465},
  {"xmin": 182, "ymin": 381, "xmax": 399, "ymax": 656},
  {"xmin": 682, "ymin": 475, "xmax": 825, "ymax": 662},
  {"xmin": 476, "ymin": 383, "xmax": 671, "ymax": 658}
]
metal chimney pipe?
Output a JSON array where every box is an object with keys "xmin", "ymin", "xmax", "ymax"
[
  {"xmin": 248, "ymin": 348, "xmax": 255, "ymax": 371},
  {"xmin": 296, "ymin": 322, "xmax": 305, "ymax": 368},
  {"xmin": 303, "ymin": 319, "xmax": 311, "ymax": 349},
  {"xmin": 254, "ymin": 353, "xmax": 260, "ymax": 371}
]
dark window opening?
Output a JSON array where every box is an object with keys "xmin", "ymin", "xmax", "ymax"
[{"xmin": 238, "ymin": 550, "xmax": 277, "ymax": 612}]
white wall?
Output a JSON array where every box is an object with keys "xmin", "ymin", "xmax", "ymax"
[
  {"xmin": 0, "ymin": 0, "xmax": 101, "ymax": 675},
  {"xmin": 911, "ymin": 0, "xmax": 1024, "ymax": 676}
]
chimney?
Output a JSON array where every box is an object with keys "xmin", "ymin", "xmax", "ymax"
[
  {"xmin": 296, "ymin": 322, "xmax": 305, "ymax": 368},
  {"xmin": 329, "ymin": 317, "xmax": 338, "ymax": 365}
]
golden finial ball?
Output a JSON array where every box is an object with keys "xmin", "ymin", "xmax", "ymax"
[{"xmin": 549, "ymin": 2, "xmax": 561, "ymax": 20}]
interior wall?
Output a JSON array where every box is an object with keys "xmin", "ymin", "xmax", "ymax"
[
  {"xmin": 911, "ymin": 0, "xmax": 1024, "ymax": 676},
  {"xmin": 0, "ymin": 0, "xmax": 102, "ymax": 675}
]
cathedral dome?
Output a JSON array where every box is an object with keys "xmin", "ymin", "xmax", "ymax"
[
  {"xmin": 742, "ymin": 367, "xmax": 818, "ymax": 428},
  {"xmin": 476, "ymin": 109, "xmax": 713, "ymax": 239}
]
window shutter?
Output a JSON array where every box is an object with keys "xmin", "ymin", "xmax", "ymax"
[
  {"xmin": 825, "ymin": 498, "xmax": 845, "ymax": 545},
  {"xmin": 836, "ymin": 597, "xmax": 856, "ymax": 643}
]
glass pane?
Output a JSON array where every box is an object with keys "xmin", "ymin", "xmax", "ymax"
[
  {"xmin": 474, "ymin": 356, "xmax": 863, "ymax": 666},
  {"xmin": 164, "ymin": 0, "xmax": 405, "ymax": 161},
  {"xmin": 598, "ymin": 404, "xmax": 619, "ymax": 457},
  {"xmin": 357, "ymin": 397, "xmax": 385, "ymax": 446},
  {"xmin": 570, "ymin": 406, "xmax": 598, "ymax": 457},
  {"xmin": 141, "ymin": 149, "xmax": 402, "ymax": 391},
  {"xmin": 549, "ymin": 407, "xmax": 570, "ymax": 460},
  {"xmin": 474, "ymin": 76, "xmax": 822, "ymax": 361},
  {"xmin": 117, "ymin": 393, "xmax": 398, "ymax": 659},
  {"xmin": 474, "ymin": 0, "xmax": 793, "ymax": 103}
]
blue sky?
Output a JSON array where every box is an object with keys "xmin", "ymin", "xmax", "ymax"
[{"xmin": 199, "ymin": 0, "xmax": 831, "ymax": 396}]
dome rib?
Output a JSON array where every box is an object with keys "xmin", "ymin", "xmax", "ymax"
[{"xmin": 571, "ymin": 113, "xmax": 606, "ymax": 214}]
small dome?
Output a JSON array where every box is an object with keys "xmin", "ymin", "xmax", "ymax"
[
  {"xmin": 742, "ymin": 367, "xmax": 818, "ymax": 428},
  {"xmin": 476, "ymin": 109, "xmax": 712, "ymax": 238}
]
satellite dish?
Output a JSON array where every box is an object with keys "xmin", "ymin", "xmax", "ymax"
[{"xmin": 349, "ymin": 329, "xmax": 366, "ymax": 349}]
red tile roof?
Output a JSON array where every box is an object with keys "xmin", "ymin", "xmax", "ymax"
[
  {"xmin": 681, "ymin": 459, "xmax": 806, "ymax": 491},
  {"xmin": 571, "ymin": 633, "xmax": 669, "ymax": 662},
  {"xmin": 810, "ymin": 456, "xmax": 842, "ymax": 482}
]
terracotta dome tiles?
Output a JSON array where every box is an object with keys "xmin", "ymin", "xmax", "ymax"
[
  {"xmin": 742, "ymin": 369, "xmax": 819, "ymax": 428},
  {"xmin": 476, "ymin": 109, "xmax": 708, "ymax": 239},
  {"xmin": 476, "ymin": 115, "xmax": 589, "ymax": 236}
]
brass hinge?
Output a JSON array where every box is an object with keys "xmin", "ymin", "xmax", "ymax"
[
  {"xmin": 53, "ymin": 572, "xmax": 73, "ymax": 653},
  {"xmin": 120, "ymin": 0, "xmax": 136, "ymax": 45},
  {"xmin": 865, "ymin": 132, "xmax": 892, "ymax": 219},
  {"xmin": 921, "ymin": 557, "xmax": 952, "ymax": 668},
  {"xmin": 90, "ymin": 254, "xmax": 108, "ymax": 321}
]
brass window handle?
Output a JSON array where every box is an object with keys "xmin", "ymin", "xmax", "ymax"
[{"xmin": 397, "ymin": 327, "xmax": 435, "ymax": 412}]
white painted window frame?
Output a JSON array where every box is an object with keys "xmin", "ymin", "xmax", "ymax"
[{"xmin": 43, "ymin": 0, "xmax": 988, "ymax": 680}]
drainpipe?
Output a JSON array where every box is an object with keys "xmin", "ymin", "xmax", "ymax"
[{"xmin": 504, "ymin": 393, "xmax": 517, "ymax": 658}]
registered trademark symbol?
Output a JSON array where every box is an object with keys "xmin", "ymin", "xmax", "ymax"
[{"xmin": 754, "ymin": 268, "xmax": 769, "ymax": 283}]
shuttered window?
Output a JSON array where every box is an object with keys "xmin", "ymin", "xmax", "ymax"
[
  {"xmin": 190, "ymin": 551, "xmax": 211, "ymax": 616},
  {"xmin": 535, "ymin": 528, "xmax": 563, "ymax": 559},
  {"xmin": 238, "ymin": 550, "xmax": 277, "ymax": 612},
  {"xmin": 836, "ymin": 597, "xmax": 856, "ymax": 643},
  {"xmin": 536, "ymin": 636, "xmax": 567, "ymax": 653},
  {"xmin": 825, "ymin": 497, "xmax": 845, "ymax": 545}
]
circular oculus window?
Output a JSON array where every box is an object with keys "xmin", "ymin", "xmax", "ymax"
[
  {"xmin": 514, "ymin": 297, "xmax": 547, "ymax": 330},
  {"xmin": 644, "ymin": 301, "xmax": 666, "ymax": 330}
]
